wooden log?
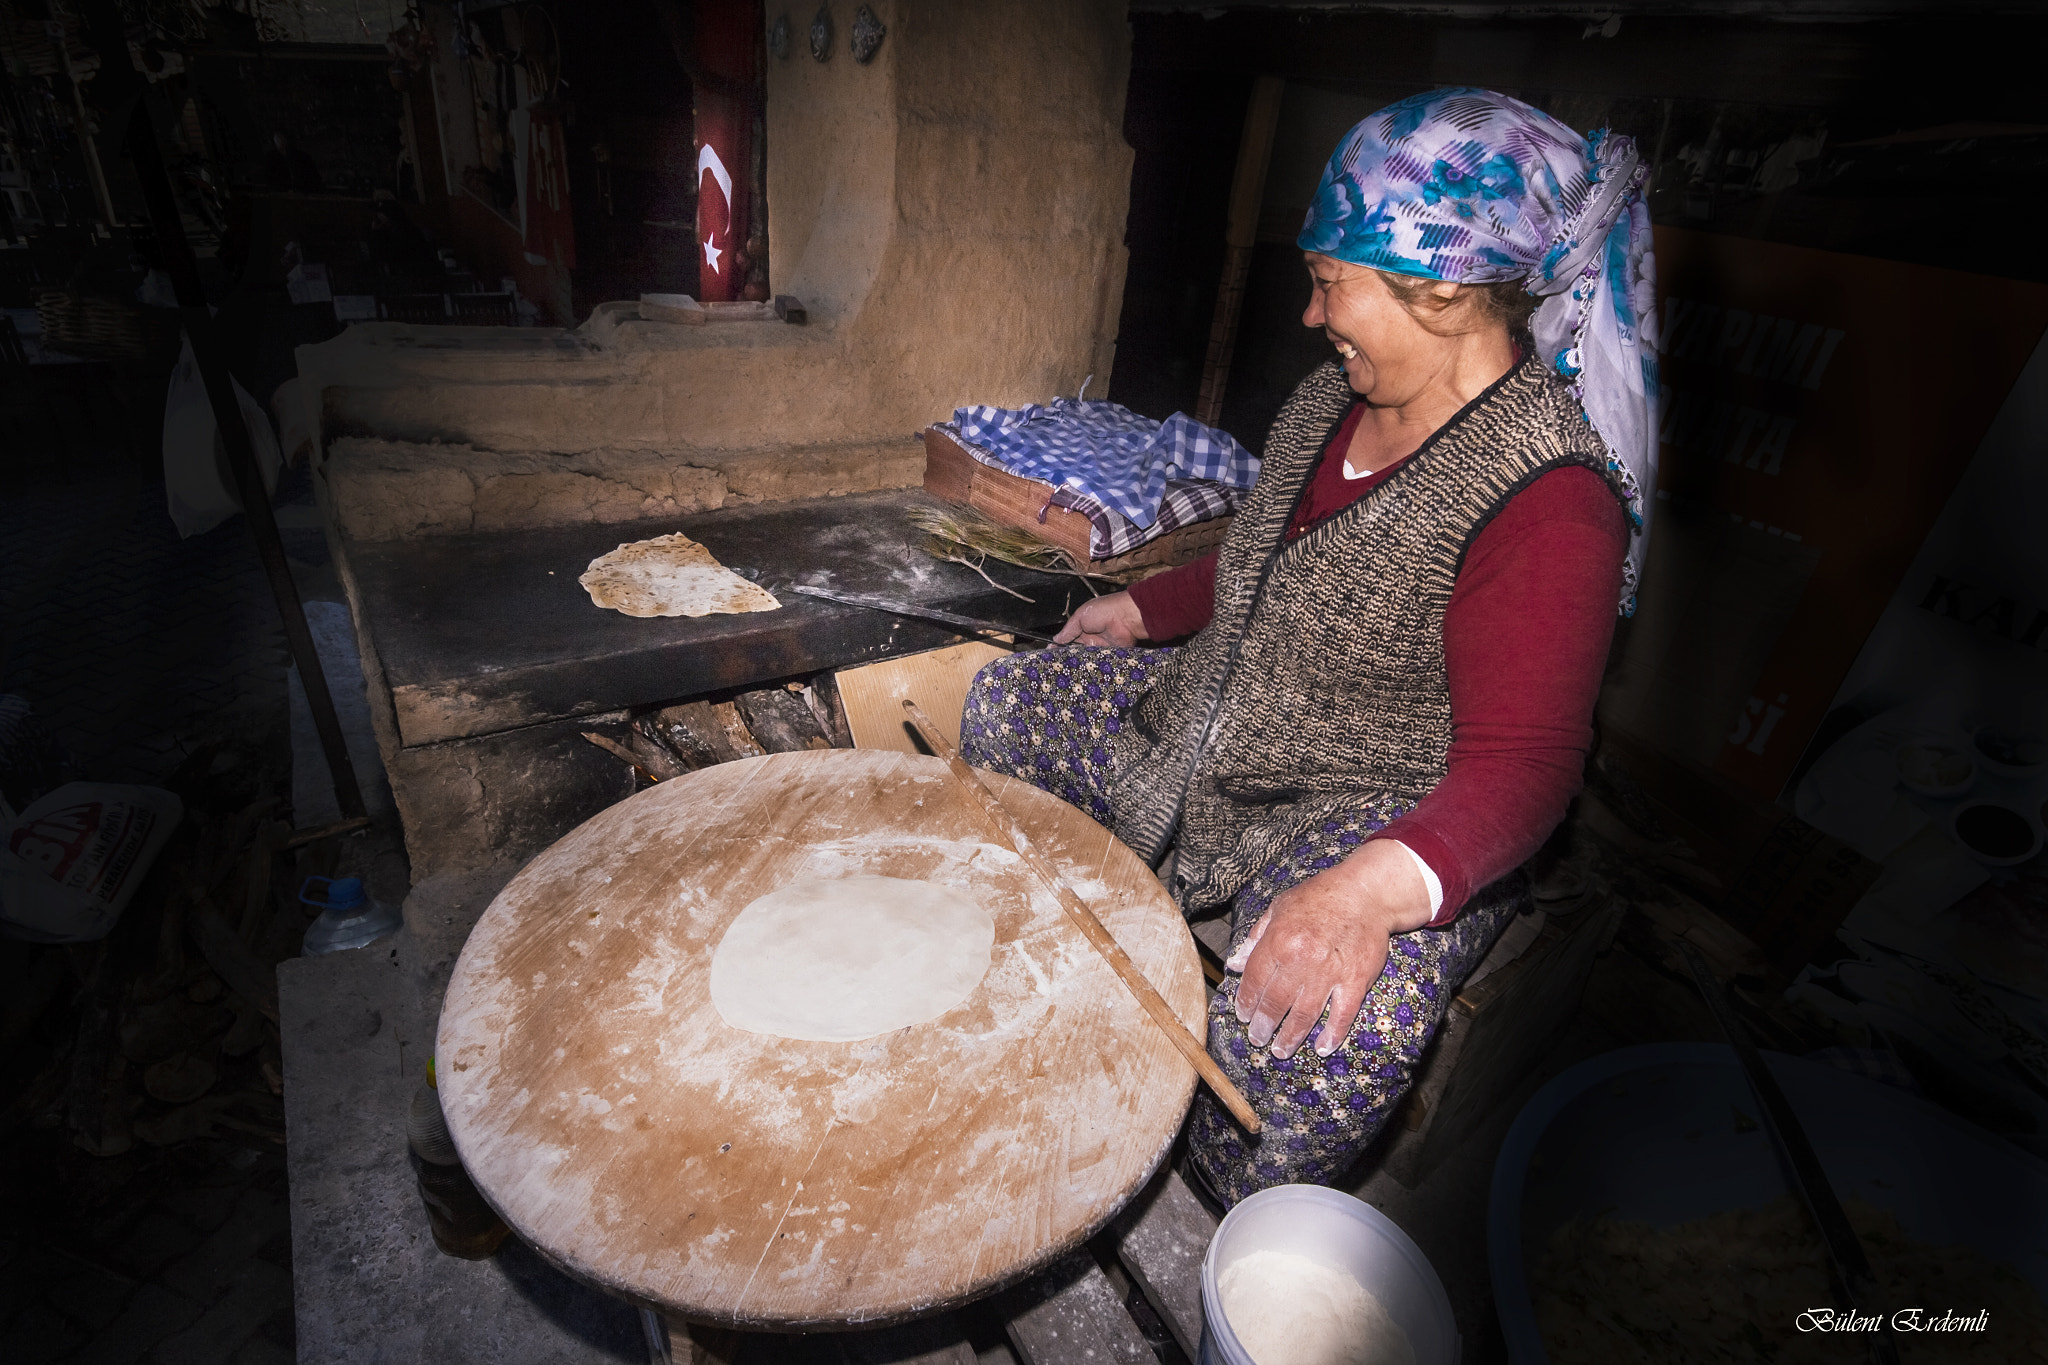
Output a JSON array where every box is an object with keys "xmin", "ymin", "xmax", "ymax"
[
  {"xmin": 733, "ymin": 687, "xmax": 832, "ymax": 754},
  {"xmin": 638, "ymin": 710, "xmax": 715, "ymax": 771},
  {"xmin": 1110, "ymin": 1166, "xmax": 1217, "ymax": 1360},
  {"xmin": 1001, "ymin": 1250, "xmax": 1155, "ymax": 1365},
  {"xmin": 710, "ymin": 701, "xmax": 767, "ymax": 759},
  {"xmin": 644, "ymin": 699, "xmax": 764, "ymax": 768},
  {"xmin": 664, "ymin": 1320, "xmax": 743, "ymax": 1365},
  {"xmin": 808, "ymin": 673, "xmax": 856, "ymax": 749},
  {"xmin": 582, "ymin": 729, "xmax": 684, "ymax": 782},
  {"xmin": 622, "ymin": 728, "xmax": 687, "ymax": 779},
  {"xmin": 584, "ymin": 730, "xmax": 661, "ymax": 784}
]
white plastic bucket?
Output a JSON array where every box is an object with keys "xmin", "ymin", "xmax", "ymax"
[{"xmin": 1199, "ymin": 1184, "xmax": 1459, "ymax": 1365}]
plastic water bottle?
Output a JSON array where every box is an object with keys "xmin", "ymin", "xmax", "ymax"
[{"xmin": 300, "ymin": 875, "xmax": 403, "ymax": 955}]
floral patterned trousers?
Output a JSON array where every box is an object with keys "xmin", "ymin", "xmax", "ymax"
[{"xmin": 960, "ymin": 644, "xmax": 1519, "ymax": 1205}]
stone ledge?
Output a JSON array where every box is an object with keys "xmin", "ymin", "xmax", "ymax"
[{"xmin": 325, "ymin": 437, "xmax": 924, "ymax": 542}]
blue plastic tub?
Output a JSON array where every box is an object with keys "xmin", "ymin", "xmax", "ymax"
[{"xmin": 1488, "ymin": 1043, "xmax": 2048, "ymax": 1363}]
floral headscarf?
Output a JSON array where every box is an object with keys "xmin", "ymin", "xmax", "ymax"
[{"xmin": 1299, "ymin": 88, "xmax": 1659, "ymax": 613}]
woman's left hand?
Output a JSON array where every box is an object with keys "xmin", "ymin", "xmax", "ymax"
[{"xmin": 1227, "ymin": 839, "xmax": 1437, "ymax": 1060}]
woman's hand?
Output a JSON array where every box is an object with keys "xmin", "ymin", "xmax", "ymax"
[
  {"xmin": 1226, "ymin": 839, "xmax": 1436, "ymax": 1059},
  {"xmin": 1054, "ymin": 591, "xmax": 1147, "ymax": 648}
]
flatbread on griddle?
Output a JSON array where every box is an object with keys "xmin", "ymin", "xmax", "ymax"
[{"xmin": 578, "ymin": 532, "xmax": 781, "ymax": 618}]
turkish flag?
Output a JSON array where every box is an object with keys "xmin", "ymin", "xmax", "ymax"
[{"xmin": 696, "ymin": 137, "xmax": 734, "ymax": 292}]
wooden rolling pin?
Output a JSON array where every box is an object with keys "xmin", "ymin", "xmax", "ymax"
[{"xmin": 902, "ymin": 700, "xmax": 1262, "ymax": 1135}]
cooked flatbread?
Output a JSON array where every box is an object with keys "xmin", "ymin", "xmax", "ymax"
[{"xmin": 578, "ymin": 532, "xmax": 781, "ymax": 618}]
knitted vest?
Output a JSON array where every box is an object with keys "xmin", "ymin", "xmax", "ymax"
[{"xmin": 1108, "ymin": 350, "xmax": 1627, "ymax": 911}]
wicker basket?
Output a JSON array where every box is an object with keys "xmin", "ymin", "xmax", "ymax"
[
  {"xmin": 921, "ymin": 425, "xmax": 1232, "ymax": 581},
  {"xmin": 34, "ymin": 289, "xmax": 150, "ymax": 361}
]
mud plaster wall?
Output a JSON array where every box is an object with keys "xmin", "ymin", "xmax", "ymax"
[{"xmin": 300, "ymin": 0, "xmax": 1136, "ymax": 538}]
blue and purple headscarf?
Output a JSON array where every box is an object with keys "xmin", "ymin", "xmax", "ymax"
[{"xmin": 1298, "ymin": 88, "xmax": 1659, "ymax": 613}]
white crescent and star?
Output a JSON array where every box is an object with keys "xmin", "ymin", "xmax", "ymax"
[{"xmin": 697, "ymin": 143, "xmax": 734, "ymax": 275}]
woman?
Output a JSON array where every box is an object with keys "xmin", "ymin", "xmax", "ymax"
[{"xmin": 960, "ymin": 89, "xmax": 1659, "ymax": 1204}]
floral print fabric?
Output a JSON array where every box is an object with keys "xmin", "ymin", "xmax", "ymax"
[
  {"xmin": 1298, "ymin": 86, "xmax": 1659, "ymax": 614},
  {"xmin": 1185, "ymin": 836, "xmax": 1515, "ymax": 1205},
  {"xmin": 960, "ymin": 646, "xmax": 1517, "ymax": 1204}
]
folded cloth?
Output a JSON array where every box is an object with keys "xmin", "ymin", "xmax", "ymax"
[
  {"xmin": 949, "ymin": 398, "xmax": 1257, "ymax": 531},
  {"xmin": 939, "ymin": 424, "xmax": 1244, "ymax": 559}
]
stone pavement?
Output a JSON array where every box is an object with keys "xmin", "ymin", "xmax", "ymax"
[{"xmin": 1, "ymin": 1133, "xmax": 298, "ymax": 1364}]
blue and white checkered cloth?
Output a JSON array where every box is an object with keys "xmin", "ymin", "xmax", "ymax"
[
  {"xmin": 937, "ymin": 423, "xmax": 1243, "ymax": 559},
  {"xmin": 951, "ymin": 398, "xmax": 1258, "ymax": 531}
]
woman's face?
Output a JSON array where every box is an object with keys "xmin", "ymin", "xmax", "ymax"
[{"xmin": 1301, "ymin": 252, "xmax": 1452, "ymax": 405}]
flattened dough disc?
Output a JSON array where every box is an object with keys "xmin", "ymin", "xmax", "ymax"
[
  {"xmin": 435, "ymin": 749, "xmax": 1205, "ymax": 1329},
  {"xmin": 710, "ymin": 876, "xmax": 995, "ymax": 1041}
]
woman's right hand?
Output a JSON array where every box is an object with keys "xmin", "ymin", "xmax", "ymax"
[{"xmin": 1054, "ymin": 591, "xmax": 1147, "ymax": 648}]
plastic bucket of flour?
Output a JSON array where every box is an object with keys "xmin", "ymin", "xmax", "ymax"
[{"xmin": 1199, "ymin": 1184, "xmax": 1458, "ymax": 1365}]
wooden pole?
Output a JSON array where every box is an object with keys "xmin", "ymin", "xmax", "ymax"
[
  {"xmin": 1194, "ymin": 75, "xmax": 1286, "ymax": 429},
  {"xmin": 58, "ymin": 40, "xmax": 117, "ymax": 230},
  {"xmin": 73, "ymin": 0, "xmax": 372, "ymax": 826},
  {"xmin": 902, "ymin": 700, "xmax": 1262, "ymax": 1135}
]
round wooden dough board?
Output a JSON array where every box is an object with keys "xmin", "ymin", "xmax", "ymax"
[{"xmin": 436, "ymin": 748, "xmax": 1207, "ymax": 1330}]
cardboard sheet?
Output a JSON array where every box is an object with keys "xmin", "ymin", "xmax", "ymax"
[{"xmin": 834, "ymin": 641, "xmax": 1013, "ymax": 754}]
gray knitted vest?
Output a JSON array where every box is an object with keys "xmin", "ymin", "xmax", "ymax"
[{"xmin": 1108, "ymin": 350, "xmax": 1627, "ymax": 911}]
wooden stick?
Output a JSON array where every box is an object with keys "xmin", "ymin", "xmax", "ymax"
[
  {"xmin": 1194, "ymin": 74, "xmax": 1286, "ymax": 428},
  {"xmin": 181, "ymin": 873, "xmax": 281, "ymax": 1023},
  {"xmin": 281, "ymin": 816, "xmax": 372, "ymax": 850},
  {"xmin": 901, "ymin": 701, "xmax": 1262, "ymax": 1135},
  {"xmin": 582, "ymin": 731, "xmax": 660, "ymax": 784}
]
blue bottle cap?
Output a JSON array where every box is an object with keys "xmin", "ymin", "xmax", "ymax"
[{"xmin": 301, "ymin": 875, "xmax": 368, "ymax": 909}]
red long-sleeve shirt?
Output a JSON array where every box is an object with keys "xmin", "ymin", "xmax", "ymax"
[{"xmin": 1127, "ymin": 402, "xmax": 1626, "ymax": 922}]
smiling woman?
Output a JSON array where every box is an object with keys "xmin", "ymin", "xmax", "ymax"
[
  {"xmin": 1299, "ymin": 256, "xmax": 1520, "ymax": 479},
  {"xmin": 960, "ymin": 87, "xmax": 1659, "ymax": 1205}
]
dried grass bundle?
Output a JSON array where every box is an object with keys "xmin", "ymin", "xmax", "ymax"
[{"xmin": 907, "ymin": 503, "xmax": 1128, "ymax": 592}]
